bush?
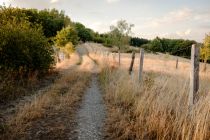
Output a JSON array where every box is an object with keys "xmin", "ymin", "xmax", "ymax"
[
  {"xmin": 54, "ymin": 26, "xmax": 78, "ymax": 46},
  {"xmin": 0, "ymin": 20, "xmax": 54, "ymax": 76},
  {"xmin": 60, "ymin": 42, "xmax": 75, "ymax": 58}
]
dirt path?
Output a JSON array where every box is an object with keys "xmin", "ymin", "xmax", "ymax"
[
  {"xmin": 73, "ymin": 44, "xmax": 106, "ymax": 140},
  {"xmin": 75, "ymin": 74, "xmax": 106, "ymax": 140}
]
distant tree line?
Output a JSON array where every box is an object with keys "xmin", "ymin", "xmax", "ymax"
[
  {"xmin": 141, "ymin": 37, "xmax": 196, "ymax": 58},
  {"xmin": 130, "ymin": 37, "xmax": 149, "ymax": 47}
]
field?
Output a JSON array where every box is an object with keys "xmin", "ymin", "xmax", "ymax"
[{"xmin": 86, "ymin": 43, "xmax": 210, "ymax": 140}]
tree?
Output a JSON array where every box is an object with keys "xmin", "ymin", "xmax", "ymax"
[
  {"xmin": 54, "ymin": 26, "xmax": 78, "ymax": 46},
  {"xmin": 149, "ymin": 37, "xmax": 163, "ymax": 52},
  {"xmin": 110, "ymin": 20, "xmax": 134, "ymax": 48},
  {"xmin": 0, "ymin": 6, "xmax": 72, "ymax": 39},
  {"xmin": 54, "ymin": 26, "xmax": 78, "ymax": 60},
  {"xmin": 74, "ymin": 22, "xmax": 94, "ymax": 42},
  {"xmin": 201, "ymin": 33, "xmax": 210, "ymax": 71},
  {"xmin": 130, "ymin": 37, "xmax": 149, "ymax": 47},
  {"xmin": 109, "ymin": 20, "xmax": 134, "ymax": 65}
]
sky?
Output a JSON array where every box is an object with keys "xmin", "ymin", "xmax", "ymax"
[{"xmin": 0, "ymin": 0, "xmax": 210, "ymax": 42}]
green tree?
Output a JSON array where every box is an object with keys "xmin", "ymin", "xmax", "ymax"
[
  {"xmin": 74, "ymin": 22, "xmax": 94, "ymax": 42},
  {"xmin": 110, "ymin": 20, "xmax": 134, "ymax": 49},
  {"xmin": 109, "ymin": 20, "xmax": 134, "ymax": 65},
  {"xmin": 0, "ymin": 6, "xmax": 72, "ymax": 38},
  {"xmin": 54, "ymin": 26, "xmax": 78, "ymax": 46},
  {"xmin": 130, "ymin": 37, "xmax": 149, "ymax": 47},
  {"xmin": 201, "ymin": 33, "xmax": 210, "ymax": 71},
  {"xmin": 149, "ymin": 37, "xmax": 163, "ymax": 52}
]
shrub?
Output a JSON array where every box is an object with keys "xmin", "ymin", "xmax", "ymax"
[
  {"xmin": 54, "ymin": 26, "xmax": 78, "ymax": 46},
  {"xmin": 60, "ymin": 42, "xmax": 75, "ymax": 58},
  {"xmin": 0, "ymin": 20, "xmax": 54, "ymax": 76}
]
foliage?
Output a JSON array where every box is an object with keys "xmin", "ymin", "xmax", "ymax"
[
  {"xmin": 74, "ymin": 22, "xmax": 94, "ymax": 42},
  {"xmin": 37, "ymin": 9, "xmax": 71, "ymax": 38},
  {"xmin": 109, "ymin": 20, "xmax": 134, "ymax": 50},
  {"xmin": 60, "ymin": 42, "xmax": 75, "ymax": 58},
  {"xmin": 142, "ymin": 37, "xmax": 196, "ymax": 58},
  {"xmin": 0, "ymin": 6, "xmax": 71, "ymax": 38},
  {"xmin": 54, "ymin": 26, "xmax": 78, "ymax": 46},
  {"xmin": 0, "ymin": 6, "xmax": 54, "ymax": 75},
  {"xmin": 130, "ymin": 37, "xmax": 150, "ymax": 47},
  {"xmin": 200, "ymin": 33, "xmax": 210, "ymax": 63}
]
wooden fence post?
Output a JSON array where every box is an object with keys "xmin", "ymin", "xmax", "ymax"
[
  {"xmin": 189, "ymin": 44, "xmax": 200, "ymax": 107},
  {"xmin": 176, "ymin": 58, "xmax": 179, "ymax": 69},
  {"xmin": 139, "ymin": 48, "xmax": 144, "ymax": 82},
  {"xmin": 129, "ymin": 52, "xmax": 135, "ymax": 75}
]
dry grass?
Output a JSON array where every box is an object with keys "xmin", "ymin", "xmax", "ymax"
[
  {"xmin": 1, "ymin": 68, "xmax": 91, "ymax": 139},
  {"xmin": 99, "ymin": 63, "xmax": 210, "ymax": 140},
  {"xmin": 81, "ymin": 43, "xmax": 210, "ymax": 139},
  {"xmin": 0, "ymin": 70, "xmax": 58, "ymax": 103}
]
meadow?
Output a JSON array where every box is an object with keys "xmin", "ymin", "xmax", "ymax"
[{"xmin": 86, "ymin": 43, "xmax": 210, "ymax": 140}]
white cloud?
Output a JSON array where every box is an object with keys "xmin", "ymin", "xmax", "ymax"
[
  {"xmin": 50, "ymin": 0, "xmax": 59, "ymax": 4},
  {"xmin": 85, "ymin": 21, "xmax": 110, "ymax": 33},
  {"xmin": 176, "ymin": 29, "xmax": 192, "ymax": 37},
  {"xmin": 145, "ymin": 8, "xmax": 193, "ymax": 28},
  {"xmin": 106, "ymin": 0, "xmax": 120, "ymax": 4}
]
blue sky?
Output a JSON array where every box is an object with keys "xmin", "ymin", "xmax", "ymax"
[{"xmin": 1, "ymin": 0, "xmax": 210, "ymax": 42}]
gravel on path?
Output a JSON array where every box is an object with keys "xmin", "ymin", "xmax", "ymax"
[{"xmin": 75, "ymin": 74, "xmax": 106, "ymax": 140}]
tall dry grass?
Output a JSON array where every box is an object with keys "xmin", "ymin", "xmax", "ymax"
[{"xmin": 100, "ymin": 66, "xmax": 210, "ymax": 140}]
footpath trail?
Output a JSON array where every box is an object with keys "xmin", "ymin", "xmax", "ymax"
[
  {"xmin": 75, "ymin": 75, "xmax": 106, "ymax": 140},
  {"xmin": 73, "ymin": 44, "xmax": 106, "ymax": 140}
]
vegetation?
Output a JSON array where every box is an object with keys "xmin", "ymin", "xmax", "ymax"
[
  {"xmin": 54, "ymin": 26, "xmax": 78, "ymax": 46},
  {"xmin": 141, "ymin": 37, "xmax": 196, "ymax": 58},
  {"xmin": 0, "ymin": 6, "xmax": 72, "ymax": 102},
  {"xmin": 0, "ymin": 6, "xmax": 71, "ymax": 39},
  {"xmin": 0, "ymin": 7, "xmax": 54, "ymax": 76},
  {"xmin": 200, "ymin": 33, "xmax": 210, "ymax": 71},
  {"xmin": 74, "ymin": 22, "xmax": 94, "ymax": 42},
  {"xmin": 109, "ymin": 20, "xmax": 134, "ymax": 50},
  {"xmin": 100, "ymin": 65, "xmax": 210, "ymax": 140},
  {"xmin": 130, "ymin": 37, "xmax": 150, "ymax": 47},
  {"xmin": 2, "ymin": 69, "xmax": 91, "ymax": 139}
]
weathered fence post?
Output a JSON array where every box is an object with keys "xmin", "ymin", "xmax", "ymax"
[
  {"xmin": 176, "ymin": 58, "xmax": 179, "ymax": 69},
  {"xmin": 118, "ymin": 48, "xmax": 121, "ymax": 66},
  {"xmin": 139, "ymin": 48, "xmax": 144, "ymax": 82},
  {"xmin": 129, "ymin": 51, "xmax": 135, "ymax": 75},
  {"xmin": 189, "ymin": 44, "xmax": 200, "ymax": 107}
]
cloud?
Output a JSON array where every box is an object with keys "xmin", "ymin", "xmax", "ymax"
[
  {"xmin": 145, "ymin": 8, "xmax": 193, "ymax": 28},
  {"xmin": 50, "ymin": 0, "xmax": 59, "ymax": 4},
  {"xmin": 176, "ymin": 29, "xmax": 192, "ymax": 37},
  {"xmin": 6, "ymin": 0, "xmax": 51, "ymax": 9},
  {"xmin": 106, "ymin": 0, "xmax": 120, "ymax": 4},
  {"xmin": 85, "ymin": 21, "xmax": 110, "ymax": 33}
]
